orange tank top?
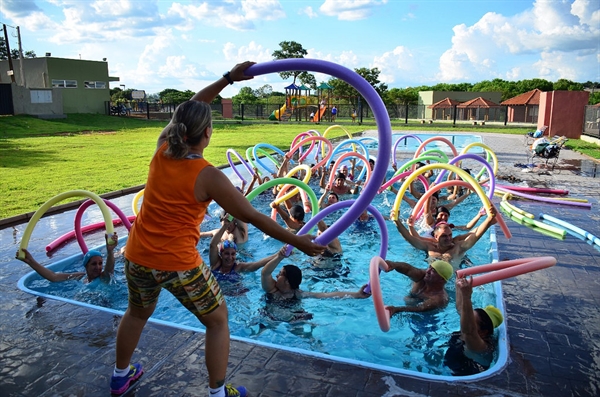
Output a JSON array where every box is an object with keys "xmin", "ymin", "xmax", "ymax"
[{"xmin": 125, "ymin": 142, "xmax": 212, "ymax": 271}]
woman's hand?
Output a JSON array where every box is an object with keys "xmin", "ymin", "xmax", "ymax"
[
  {"xmin": 229, "ymin": 61, "xmax": 256, "ymax": 82},
  {"xmin": 293, "ymin": 234, "xmax": 326, "ymax": 257}
]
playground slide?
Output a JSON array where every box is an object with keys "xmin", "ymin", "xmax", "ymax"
[
  {"xmin": 313, "ymin": 106, "xmax": 327, "ymax": 122},
  {"xmin": 269, "ymin": 104, "xmax": 287, "ymax": 121}
]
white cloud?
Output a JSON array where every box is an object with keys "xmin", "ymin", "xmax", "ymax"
[
  {"xmin": 437, "ymin": 0, "xmax": 600, "ymax": 82},
  {"xmin": 300, "ymin": 6, "xmax": 319, "ymax": 19},
  {"xmin": 371, "ymin": 46, "xmax": 416, "ymax": 84},
  {"xmin": 223, "ymin": 41, "xmax": 272, "ymax": 63},
  {"xmin": 319, "ymin": 0, "xmax": 388, "ymax": 21}
]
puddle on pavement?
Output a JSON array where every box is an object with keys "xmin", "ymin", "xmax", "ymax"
[{"xmin": 559, "ymin": 159, "xmax": 599, "ymax": 178}]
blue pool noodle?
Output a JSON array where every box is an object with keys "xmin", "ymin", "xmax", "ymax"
[{"xmin": 539, "ymin": 213, "xmax": 600, "ymax": 246}]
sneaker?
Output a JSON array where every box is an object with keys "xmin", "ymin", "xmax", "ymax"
[
  {"xmin": 110, "ymin": 363, "xmax": 144, "ymax": 395},
  {"xmin": 224, "ymin": 384, "xmax": 248, "ymax": 397}
]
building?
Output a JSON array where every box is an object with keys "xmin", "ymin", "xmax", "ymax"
[
  {"xmin": 418, "ymin": 91, "xmax": 502, "ymax": 119},
  {"xmin": 501, "ymin": 89, "xmax": 541, "ymax": 123},
  {"xmin": 0, "ymin": 56, "xmax": 119, "ymax": 114}
]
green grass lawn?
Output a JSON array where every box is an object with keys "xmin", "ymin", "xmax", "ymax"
[{"xmin": 1, "ymin": 114, "xmax": 598, "ymax": 219}]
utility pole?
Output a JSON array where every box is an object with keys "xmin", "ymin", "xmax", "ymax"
[
  {"xmin": 3, "ymin": 24, "xmax": 16, "ymax": 83},
  {"xmin": 16, "ymin": 26, "xmax": 26, "ymax": 87}
]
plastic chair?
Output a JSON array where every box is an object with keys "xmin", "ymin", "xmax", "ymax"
[{"xmin": 527, "ymin": 135, "xmax": 568, "ymax": 171}]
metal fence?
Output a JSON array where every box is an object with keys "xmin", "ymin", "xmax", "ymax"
[{"xmin": 583, "ymin": 105, "xmax": 600, "ymax": 139}]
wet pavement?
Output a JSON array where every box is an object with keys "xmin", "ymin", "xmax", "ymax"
[{"xmin": 1, "ymin": 132, "xmax": 599, "ymax": 396}]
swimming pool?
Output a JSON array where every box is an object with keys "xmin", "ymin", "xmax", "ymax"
[{"xmin": 17, "ymin": 149, "xmax": 508, "ymax": 382}]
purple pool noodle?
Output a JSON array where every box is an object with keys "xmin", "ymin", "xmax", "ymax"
[
  {"xmin": 286, "ymin": 200, "xmax": 388, "ymax": 262},
  {"xmin": 247, "ymin": 60, "xmax": 392, "ymax": 247},
  {"xmin": 227, "ymin": 148, "xmax": 254, "ymax": 184},
  {"xmin": 392, "ymin": 134, "xmax": 423, "ymax": 166}
]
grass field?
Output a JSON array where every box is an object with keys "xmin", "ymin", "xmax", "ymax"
[{"xmin": 1, "ymin": 114, "xmax": 597, "ymax": 219}]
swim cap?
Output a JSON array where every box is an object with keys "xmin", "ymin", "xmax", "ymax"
[
  {"xmin": 430, "ymin": 260, "xmax": 453, "ymax": 281},
  {"xmin": 220, "ymin": 239, "xmax": 237, "ymax": 252},
  {"xmin": 483, "ymin": 305, "xmax": 504, "ymax": 328},
  {"xmin": 283, "ymin": 264, "xmax": 302, "ymax": 289},
  {"xmin": 335, "ymin": 172, "xmax": 346, "ymax": 180},
  {"xmin": 82, "ymin": 250, "xmax": 102, "ymax": 268}
]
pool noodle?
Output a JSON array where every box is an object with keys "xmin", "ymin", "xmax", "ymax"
[
  {"xmin": 18, "ymin": 190, "xmax": 115, "ymax": 259},
  {"xmin": 391, "ymin": 164, "xmax": 492, "ymax": 222},
  {"xmin": 245, "ymin": 147, "xmax": 262, "ymax": 176},
  {"xmin": 247, "ymin": 59, "xmax": 391, "ymax": 250},
  {"xmin": 494, "ymin": 184, "xmax": 568, "ymax": 195},
  {"xmin": 459, "ymin": 142, "xmax": 499, "ymax": 179},
  {"xmin": 226, "ymin": 148, "xmax": 255, "ymax": 184},
  {"xmin": 411, "ymin": 180, "xmax": 512, "ymax": 239},
  {"xmin": 329, "ymin": 139, "xmax": 370, "ymax": 181},
  {"xmin": 456, "ymin": 256, "xmax": 557, "ymax": 287},
  {"xmin": 391, "ymin": 134, "xmax": 423, "ymax": 167},
  {"xmin": 253, "ymin": 146, "xmax": 282, "ymax": 175},
  {"xmin": 494, "ymin": 186, "xmax": 591, "ymax": 208},
  {"xmin": 286, "ymin": 199, "xmax": 388, "ymax": 259},
  {"xmin": 414, "ymin": 136, "xmax": 459, "ymax": 159},
  {"xmin": 378, "ymin": 171, "xmax": 430, "ymax": 195},
  {"xmin": 287, "ymin": 136, "xmax": 334, "ymax": 173},
  {"xmin": 501, "ymin": 196, "xmax": 534, "ymax": 219},
  {"xmin": 539, "ymin": 213, "xmax": 600, "ymax": 246},
  {"xmin": 504, "ymin": 211, "xmax": 566, "ymax": 240},
  {"xmin": 74, "ymin": 199, "xmax": 131, "ymax": 254},
  {"xmin": 327, "ymin": 152, "xmax": 372, "ymax": 189},
  {"xmin": 499, "ymin": 201, "xmax": 566, "ymax": 237},
  {"xmin": 369, "ymin": 256, "xmax": 392, "ymax": 332},
  {"xmin": 132, "ymin": 189, "xmax": 144, "ymax": 215},
  {"xmin": 46, "ymin": 214, "xmax": 135, "ymax": 253}
]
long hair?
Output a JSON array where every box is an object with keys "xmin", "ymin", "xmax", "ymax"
[{"xmin": 163, "ymin": 100, "xmax": 212, "ymax": 159}]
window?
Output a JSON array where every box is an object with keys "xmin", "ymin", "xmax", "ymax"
[
  {"xmin": 52, "ymin": 79, "xmax": 77, "ymax": 88},
  {"xmin": 84, "ymin": 81, "xmax": 106, "ymax": 89},
  {"xmin": 30, "ymin": 90, "xmax": 53, "ymax": 103}
]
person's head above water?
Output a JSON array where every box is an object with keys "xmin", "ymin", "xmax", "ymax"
[
  {"xmin": 163, "ymin": 100, "xmax": 212, "ymax": 159},
  {"xmin": 82, "ymin": 249, "xmax": 103, "ymax": 281},
  {"xmin": 436, "ymin": 206, "xmax": 450, "ymax": 222},
  {"xmin": 432, "ymin": 222, "xmax": 453, "ymax": 247},
  {"xmin": 474, "ymin": 305, "xmax": 503, "ymax": 337},
  {"xmin": 430, "ymin": 260, "xmax": 453, "ymax": 281},
  {"xmin": 282, "ymin": 264, "xmax": 302, "ymax": 290},
  {"xmin": 219, "ymin": 239, "xmax": 238, "ymax": 264},
  {"xmin": 327, "ymin": 191, "xmax": 339, "ymax": 204},
  {"xmin": 289, "ymin": 205, "xmax": 305, "ymax": 223}
]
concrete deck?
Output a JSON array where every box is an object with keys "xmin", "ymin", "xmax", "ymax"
[{"xmin": 1, "ymin": 132, "xmax": 599, "ymax": 396}]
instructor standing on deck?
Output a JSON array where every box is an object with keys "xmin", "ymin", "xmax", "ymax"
[{"xmin": 110, "ymin": 61, "xmax": 325, "ymax": 397}]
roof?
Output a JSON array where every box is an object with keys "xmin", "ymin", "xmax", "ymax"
[
  {"xmin": 428, "ymin": 97, "xmax": 461, "ymax": 109},
  {"xmin": 284, "ymin": 83, "xmax": 299, "ymax": 90},
  {"xmin": 501, "ymin": 89, "xmax": 542, "ymax": 106},
  {"xmin": 457, "ymin": 97, "xmax": 500, "ymax": 108}
]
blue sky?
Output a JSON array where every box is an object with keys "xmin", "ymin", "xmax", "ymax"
[{"xmin": 1, "ymin": 0, "xmax": 598, "ymax": 97}]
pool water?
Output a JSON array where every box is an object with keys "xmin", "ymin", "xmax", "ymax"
[{"xmin": 18, "ymin": 155, "xmax": 506, "ymax": 381}]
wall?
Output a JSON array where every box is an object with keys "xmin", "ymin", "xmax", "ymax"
[
  {"xmin": 11, "ymin": 83, "xmax": 63, "ymax": 115},
  {"xmin": 538, "ymin": 91, "xmax": 590, "ymax": 139}
]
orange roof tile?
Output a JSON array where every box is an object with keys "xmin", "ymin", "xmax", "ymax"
[
  {"xmin": 428, "ymin": 97, "xmax": 461, "ymax": 109},
  {"xmin": 456, "ymin": 97, "xmax": 500, "ymax": 108},
  {"xmin": 501, "ymin": 89, "xmax": 542, "ymax": 106}
]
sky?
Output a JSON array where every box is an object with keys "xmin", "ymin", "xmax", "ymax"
[{"xmin": 1, "ymin": 0, "xmax": 598, "ymax": 97}]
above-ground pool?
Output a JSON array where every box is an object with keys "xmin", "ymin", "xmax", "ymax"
[{"xmin": 18, "ymin": 136, "xmax": 507, "ymax": 382}]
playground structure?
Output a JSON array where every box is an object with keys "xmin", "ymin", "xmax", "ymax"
[{"xmin": 269, "ymin": 82, "xmax": 333, "ymax": 122}]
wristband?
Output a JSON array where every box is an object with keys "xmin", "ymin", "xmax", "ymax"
[{"xmin": 223, "ymin": 71, "xmax": 234, "ymax": 85}]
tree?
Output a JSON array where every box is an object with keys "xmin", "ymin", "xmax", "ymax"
[
  {"xmin": 232, "ymin": 86, "xmax": 258, "ymax": 105},
  {"xmin": 158, "ymin": 88, "xmax": 195, "ymax": 105},
  {"xmin": 271, "ymin": 41, "xmax": 315, "ymax": 86},
  {"xmin": 0, "ymin": 38, "xmax": 36, "ymax": 60},
  {"xmin": 589, "ymin": 92, "xmax": 600, "ymax": 105},
  {"xmin": 386, "ymin": 87, "xmax": 419, "ymax": 105},
  {"xmin": 553, "ymin": 79, "xmax": 584, "ymax": 91}
]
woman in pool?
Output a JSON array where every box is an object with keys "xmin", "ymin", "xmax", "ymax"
[
  {"xmin": 444, "ymin": 275, "xmax": 503, "ymax": 376},
  {"xmin": 16, "ymin": 233, "xmax": 117, "ymax": 283},
  {"xmin": 209, "ymin": 218, "xmax": 281, "ymax": 280},
  {"xmin": 111, "ymin": 62, "xmax": 325, "ymax": 397}
]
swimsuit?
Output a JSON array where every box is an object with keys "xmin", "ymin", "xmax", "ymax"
[{"xmin": 443, "ymin": 331, "xmax": 494, "ymax": 376}]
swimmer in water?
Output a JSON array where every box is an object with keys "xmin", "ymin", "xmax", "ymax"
[
  {"xmin": 16, "ymin": 233, "xmax": 118, "ymax": 283},
  {"xmin": 384, "ymin": 260, "xmax": 453, "ymax": 315}
]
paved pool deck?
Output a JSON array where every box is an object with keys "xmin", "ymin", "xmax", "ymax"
[{"xmin": 1, "ymin": 132, "xmax": 599, "ymax": 396}]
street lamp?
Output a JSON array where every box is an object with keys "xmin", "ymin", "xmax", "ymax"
[{"xmin": 120, "ymin": 84, "xmax": 126, "ymax": 90}]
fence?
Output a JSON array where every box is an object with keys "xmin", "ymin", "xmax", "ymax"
[
  {"xmin": 104, "ymin": 100, "xmax": 520, "ymax": 126},
  {"xmin": 583, "ymin": 105, "xmax": 600, "ymax": 139}
]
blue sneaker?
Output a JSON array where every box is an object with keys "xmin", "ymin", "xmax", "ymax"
[
  {"xmin": 224, "ymin": 384, "xmax": 247, "ymax": 397},
  {"xmin": 110, "ymin": 363, "xmax": 144, "ymax": 395}
]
